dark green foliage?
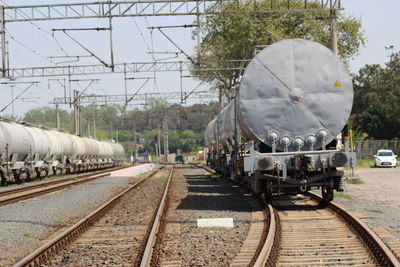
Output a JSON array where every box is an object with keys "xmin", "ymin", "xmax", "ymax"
[{"xmin": 351, "ymin": 53, "xmax": 400, "ymax": 139}]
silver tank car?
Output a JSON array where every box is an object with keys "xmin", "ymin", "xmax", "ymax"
[
  {"xmin": 212, "ymin": 39, "xmax": 354, "ymax": 152},
  {"xmin": 0, "ymin": 121, "xmax": 33, "ymax": 162},
  {"xmin": 205, "ymin": 39, "xmax": 356, "ymax": 203},
  {"xmin": 0, "ymin": 119, "xmax": 125, "ymax": 185}
]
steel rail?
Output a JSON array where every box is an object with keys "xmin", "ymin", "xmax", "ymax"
[
  {"xmin": 0, "ymin": 167, "xmax": 121, "ymax": 196},
  {"xmin": 193, "ymin": 163, "xmax": 276, "ymax": 267},
  {"xmin": 253, "ymin": 204, "xmax": 276, "ymax": 267},
  {"xmin": 307, "ymin": 192, "xmax": 400, "ymax": 267},
  {"xmin": 13, "ymin": 166, "xmax": 163, "ymax": 267},
  {"xmin": 195, "ymin": 163, "xmax": 400, "ymax": 266},
  {"xmin": 0, "ymin": 166, "xmax": 126, "ymax": 206},
  {"xmin": 140, "ymin": 165, "xmax": 174, "ymax": 267}
]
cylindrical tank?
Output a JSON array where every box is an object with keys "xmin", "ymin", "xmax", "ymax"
[
  {"xmin": 97, "ymin": 140, "xmax": 106, "ymax": 158},
  {"xmin": 113, "ymin": 143, "xmax": 125, "ymax": 160},
  {"xmin": 0, "ymin": 121, "xmax": 33, "ymax": 161},
  {"xmin": 23, "ymin": 125, "xmax": 49, "ymax": 161},
  {"xmin": 216, "ymin": 39, "xmax": 353, "ymax": 152},
  {"xmin": 218, "ymin": 102, "xmax": 236, "ymax": 151},
  {"xmin": 204, "ymin": 118, "xmax": 217, "ymax": 150},
  {"xmin": 69, "ymin": 134, "xmax": 86, "ymax": 159},
  {"xmin": 43, "ymin": 129, "xmax": 63, "ymax": 160},
  {"xmin": 83, "ymin": 137, "xmax": 99, "ymax": 158},
  {"xmin": 103, "ymin": 142, "xmax": 114, "ymax": 158},
  {"xmin": 108, "ymin": 142, "xmax": 124, "ymax": 160},
  {"xmin": 49, "ymin": 131, "xmax": 74, "ymax": 158}
]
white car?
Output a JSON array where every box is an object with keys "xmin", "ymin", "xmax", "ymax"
[{"xmin": 374, "ymin": 150, "xmax": 397, "ymax": 167}]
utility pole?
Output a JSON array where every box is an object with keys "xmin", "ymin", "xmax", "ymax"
[
  {"xmin": 163, "ymin": 112, "xmax": 169, "ymax": 162},
  {"xmin": 73, "ymin": 90, "xmax": 81, "ymax": 135},
  {"xmin": 329, "ymin": 7, "xmax": 342, "ymax": 150},
  {"xmin": 155, "ymin": 131, "xmax": 159, "ymax": 160},
  {"xmin": 0, "ymin": 5, "xmax": 7, "ymax": 78},
  {"xmin": 92, "ymin": 103, "xmax": 96, "ymax": 138},
  {"xmin": 157, "ymin": 124, "xmax": 161, "ymax": 159},
  {"xmin": 329, "ymin": 9, "xmax": 338, "ymax": 55},
  {"xmin": 55, "ymin": 104, "xmax": 60, "ymax": 130},
  {"xmin": 87, "ymin": 123, "xmax": 90, "ymax": 137}
]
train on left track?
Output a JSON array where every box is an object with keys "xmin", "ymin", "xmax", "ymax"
[{"xmin": 0, "ymin": 118, "xmax": 125, "ymax": 186}]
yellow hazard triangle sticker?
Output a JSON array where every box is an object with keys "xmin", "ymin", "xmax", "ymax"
[{"xmin": 333, "ymin": 81, "xmax": 341, "ymax": 87}]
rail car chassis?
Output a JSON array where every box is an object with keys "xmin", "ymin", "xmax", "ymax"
[{"xmin": 207, "ymin": 143, "xmax": 356, "ymax": 203}]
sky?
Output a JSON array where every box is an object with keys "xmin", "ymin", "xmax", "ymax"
[
  {"xmin": 344, "ymin": 0, "xmax": 400, "ymax": 72},
  {"xmin": 0, "ymin": 0, "xmax": 398, "ymax": 118}
]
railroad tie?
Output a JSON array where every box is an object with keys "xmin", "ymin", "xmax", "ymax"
[
  {"xmin": 158, "ymin": 223, "xmax": 182, "ymax": 267},
  {"xmin": 230, "ymin": 199, "xmax": 265, "ymax": 267}
]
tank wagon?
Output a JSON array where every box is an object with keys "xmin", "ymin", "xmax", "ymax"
[
  {"xmin": 205, "ymin": 39, "xmax": 356, "ymax": 202},
  {"xmin": 0, "ymin": 118, "xmax": 125, "ymax": 185}
]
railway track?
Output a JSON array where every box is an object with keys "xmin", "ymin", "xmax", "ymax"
[
  {"xmin": 197, "ymin": 164, "xmax": 400, "ymax": 267},
  {"xmin": 195, "ymin": 164, "xmax": 274, "ymax": 267},
  {"xmin": 13, "ymin": 165, "xmax": 173, "ymax": 267},
  {"xmin": 0, "ymin": 166, "xmax": 126, "ymax": 206},
  {"xmin": 265, "ymin": 192, "xmax": 400, "ymax": 266}
]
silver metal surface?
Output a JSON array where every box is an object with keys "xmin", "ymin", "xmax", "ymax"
[
  {"xmin": 69, "ymin": 134, "xmax": 86, "ymax": 159},
  {"xmin": 219, "ymin": 101, "xmax": 235, "ymax": 150},
  {"xmin": 24, "ymin": 125, "xmax": 49, "ymax": 161},
  {"xmin": 43, "ymin": 129, "xmax": 63, "ymax": 160},
  {"xmin": 237, "ymin": 39, "xmax": 353, "ymax": 151},
  {"xmin": 204, "ymin": 118, "xmax": 217, "ymax": 150},
  {"xmin": 0, "ymin": 121, "xmax": 32, "ymax": 161}
]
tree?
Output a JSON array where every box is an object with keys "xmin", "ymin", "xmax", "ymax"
[
  {"xmin": 351, "ymin": 53, "xmax": 400, "ymax": 139},
  {"xmin": 193, "ymin": 0, "xmax": 365, "ymax": 90}
]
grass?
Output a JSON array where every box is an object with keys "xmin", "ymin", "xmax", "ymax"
[
  {"xmin": 367, "ymin": 209, "xmax": 384, "ymax": 214},
  {"xmin": 22, "ymin": 232, "xmax": 32, "ymax": 238},
  {"xmin": 344, "ymin": 159, "xmax": 375, "ymax": 171},
  {"xmin": 346, "ymin": 178, "xmax": 365, "ymax": 184},
  {"xmin": 357, "ymin": 159, "xmax": 375, "ymax": 168},
  {"xmin": 335, "ymin": 193, "xmax": 353, "ymax": 200}
]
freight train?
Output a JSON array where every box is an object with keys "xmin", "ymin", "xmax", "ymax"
[
  {"xmin": 205, "ymin": 39, "xmax": 356, "ymax": 202},
  {"xmin": 0, "ymin": 118, "xmax": 125, "ymax": 186}
]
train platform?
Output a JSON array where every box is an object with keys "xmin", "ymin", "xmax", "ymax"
[{"xmin": 110, "ymin": 163, "xmax": 157, "ymax": 177}]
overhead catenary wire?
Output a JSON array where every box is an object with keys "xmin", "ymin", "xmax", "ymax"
[
  {"xmin": 126, "ymin": 3, "xmax": 160, "ymax": 92},
  {"xmin": 0, "ymin": 0, "xmax": 76, "ymax": 62},
  {"xmin": 0, "ymin": 83, "xmax": 37, "ymax": 112},
  {"xmin": 6, "ymin": 33, "xmax": 55, "ymax": 64}
]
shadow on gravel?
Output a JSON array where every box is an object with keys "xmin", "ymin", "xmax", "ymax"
[
  {"xmin": 273, "ymin": 196, "xmax": 327, "ymax": 212},
  {"xmin": 176, "ymin": 174, "xmax": 251, "ymax": 212}
]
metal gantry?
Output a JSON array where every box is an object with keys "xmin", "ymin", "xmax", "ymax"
[
  {"xmin": 3, "ymin": 0, "xmax": 341, "ymax": 22},
  {"xmin": 0, "ymin": 0, "xmax": 342, "ymax": 78},
  {"xmin": 7, "ymin": 60, "xmax": 248, "ymax": 78},
  {"xmin": 50, "ymin": 90, "xmax": 219, "ymax": 105}
]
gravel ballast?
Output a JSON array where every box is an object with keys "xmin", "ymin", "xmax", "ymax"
[
  {"xmin": 153, "ymin": 165, "xmax": 252, "ymax": 266},
  {"xmin": 45, "ymin": 167, "xmax": 170, "ymax": 266},
  {"xmin": 336, "ymin": 168, "xmax": 400, "ymax": 240},
  {"xmin": 0, "ymin": 163, "xmax": 155, "ymax": 266}
]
